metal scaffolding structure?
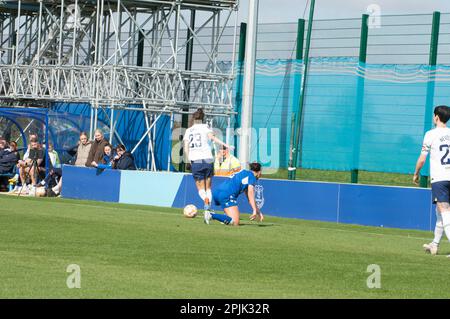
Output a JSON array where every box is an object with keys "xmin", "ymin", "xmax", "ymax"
[{"xmin": 0, "ymin": 0, "xmax": 238, "ymax": 170}]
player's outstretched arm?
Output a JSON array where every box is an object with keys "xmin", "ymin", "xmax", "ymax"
[
  {"xmin": 247, "ymin": 185, "xmax": 263, "ymax": 222},
  {"xmin": 413, "ymin": 153, "xmax": 427, "ymax": 185},
  {"xmin": 207, "ymin": 132, "xmax": 234, "ymax": 150}
]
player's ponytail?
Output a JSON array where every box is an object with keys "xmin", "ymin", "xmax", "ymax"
[{"xmin": 192, "ymin": 108, "xmax": 205, "ymax": 122}]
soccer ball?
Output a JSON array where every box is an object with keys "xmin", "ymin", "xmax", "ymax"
[{"xmin": 183, "ymin": 204, "xmax": 197, "ymax": 218}]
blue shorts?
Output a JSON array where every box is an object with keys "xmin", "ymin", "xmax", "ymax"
[
  {"xmin": 431, "ymin": 181, "xmax": 450, "ymax": 203},
  {"xmin": 213, "ymin": 190, "xmax": 238, "ymax": 209},
  {"xmin": 191, "ymin": 160, "xmax": 214, "ymax": 181}
]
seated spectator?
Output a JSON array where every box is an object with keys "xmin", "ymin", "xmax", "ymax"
[
  {"xmin": 73, "ymin": 132, "xmax": 92, "ymax": 167},
  {"xmin": 17, "ymin": 138, "xmax": 45, "ymax": 194},
  {"xmin": 86, "ymin": 129, "xmax": 109, "ymax": 167},
  {"xmin": 47, "ymin": 143, "xmax": 61, "ymax": 169},
  {"xmin": 0, "ymin": 139, "xmax": 18, "ymax": 174},
  {"xmin": 91, "ymin": 144, "xmax": 115, "ymax": 169},
  {"xmin": 22, "ymin": 133, "xmax": 38, "ymax": 161},
  {"xmin": 7, "ymin": 141, "xmax": 20, "ymax": 163},
  {"xmin": 214, "ymin": 145, "xmax": 241, "ymax": 176},
  {"xmin": 113, "ymin": 144, "xmax": 136, "ymax": 170},
  {"xmin": 39, "ymin": 143, "xmax": 62, "ymax": 193}
]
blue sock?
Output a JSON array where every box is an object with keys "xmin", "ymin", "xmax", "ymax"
[{"xmin": 211, "ymin": 213, "xmax": 233, "ymax": 225}]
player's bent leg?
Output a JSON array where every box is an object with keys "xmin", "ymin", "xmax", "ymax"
[
  {"xmin": 195, "ymin": 179, "xmax": 208, "ymax": 206},
  {"xmin": 194, "ymin": 179, "xmax": 205, "ymax": 193},
  {"xmin": 194, "ymin": 170, "xmax": 210, "ymax": 210},
  {"xmin": 207, "ymin": 207, "xmax": 236, "ymax": 226},
  {"xmin": 224, "ymin": 206, "xmax": 240, "ymax": 226},
  {"xmin": 205, "ymin": 176, "xmax": 212, "ymax": 190},
  {"xmin": 205, "ymin": 177, "xmax": 212, "ymax": 209},
  {"xmin": 205, "ymin": 191, "xmax": 236, "ymax": 225}
]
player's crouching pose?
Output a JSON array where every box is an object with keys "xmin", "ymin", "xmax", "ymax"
[
  {"xmin": 414, "ymin": 105, "xmax": 450, "ymax": 257},
  {"xmin": 204, "ymin": 162, "xmax": 264, "ymax": 226}
]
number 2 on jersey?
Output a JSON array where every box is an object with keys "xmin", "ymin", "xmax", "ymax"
[
  {"xmin": 440, "ymin": 144, "xmax": 450, "ymax": 165},
  {"xmin": 189, "ymin": 133, "xmax": 202, "ymax": 148}
]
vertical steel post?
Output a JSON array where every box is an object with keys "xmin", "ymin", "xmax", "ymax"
[
  {"xmin": 351, "ymin": 14, "xmax": 369, "ymax": 184},
  {"xmin": 233, "ymin": 22, "xmax": 247, "ymax": 157},
  {"xmin": 179, "ymin": 9, "xmax": 195, "ymax": 173},
  {"xmin": 136, "ymin": 29, "xmax": 144, "ymax": 95},
  {"xmin": 290, "ymin": 0, "xmax": 315, "ymax": 180},
  {"xmin": 288, "ymin": 18, "xmax": 305, "ymax": 180},
  {"xmin": 239, "ymin": 0, "xmax": 259, "ymax": 169},
  {"xmin": 137, "ymin": 30, "xmax": 144, "ymax": 67},
  {"xmin": 420, "ymin": 11, "xmax": 441, "ymax": 188}
]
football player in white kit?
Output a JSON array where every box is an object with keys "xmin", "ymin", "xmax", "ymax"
[
  {"xmin": 183, "ymin": 108, "xmax": 233, "ymax": 213},
  {"xmin": 414, "ymin": 105, "xmax": 450, "ymax": 257}
]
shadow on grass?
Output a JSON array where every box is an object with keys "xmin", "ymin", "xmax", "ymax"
[{"xmin": 239, "ymin": 223, "xmax": 278, "ymax": 227}]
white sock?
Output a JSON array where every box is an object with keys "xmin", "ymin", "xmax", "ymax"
[
  {"xmin": 441, "ymin": 211, "xmax": 450, "ymax": 243},
  {"xmin": 198, "ymin": 189, "xmax": 207, "ymax": 201},
  {"xmin": 433, "ymin": 209, "xmax": 444, "ymax": 245},
  {"xmin": 206, "ymin": 189, "xmax": 212, "ymax": 203}
]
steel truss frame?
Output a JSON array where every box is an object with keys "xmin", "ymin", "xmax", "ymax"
[{"xmin": 0, "ymin": 0, "xmax": 238, "ymax": 170}]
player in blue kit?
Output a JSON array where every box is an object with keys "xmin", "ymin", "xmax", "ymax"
[{"xmin": 204, "ymin": 162, "xmax": 264, "ymax": 226}]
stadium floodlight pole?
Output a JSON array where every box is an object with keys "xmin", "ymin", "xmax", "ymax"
[
  {"xmin": 238, "ymin": 0, "xmax": 259, "ymax": 169},
  {"xmin": 289, "ymin": 0, "xmax": 315, "ymax": 180},
  {"xmin": 421, "ymin": 11, "xmax": 441, "ymax": 188}
]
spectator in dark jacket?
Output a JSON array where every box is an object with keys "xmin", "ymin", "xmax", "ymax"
[
  {"xmin": 113, "ymin": 144, "xmax": 136, "ymax": 170},
  {"xmin": 86, "ymin": 129, "xmax": 109, "ymax": 167},
  {"xmin": 8, "ymin": 141, "xmax": 20, "ymax": 163},
  {"xmin": 0, "ymin": 139, "xmax": 18, "ymax": 174}
]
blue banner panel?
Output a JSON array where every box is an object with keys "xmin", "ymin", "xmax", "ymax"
[
  {"xmin": 119, "ymin": 171, "xmax": 184, "ymax": 207},
  {"xmin": 338, "ymin": 184, "xmax": 432, "ymax": 231},
  {"xmin": 236, "ymin": 179, "xmax": 340, "ymax": 222},
  {"xmin": 62, "ymin": 165, "xmax": 121, "ymax": 202}
]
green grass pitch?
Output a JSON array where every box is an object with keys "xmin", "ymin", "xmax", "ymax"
[{"xmin": 0, "ymin": 195, "xmax": 449, "ymax": 298}]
